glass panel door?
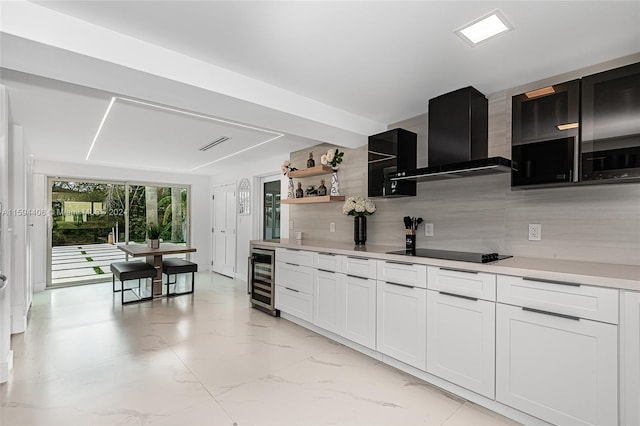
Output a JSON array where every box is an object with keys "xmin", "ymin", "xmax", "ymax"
[
  {"xmin": 263, "ymin": 180, "xmax": 281, "ymax": 240},
  {"xmin": 50, "ymin": 180, "xmax": 127, "ymax": 287},
  {"xmin": 49, "ymin": 179, "xmax": 189, "ymax": 287}
]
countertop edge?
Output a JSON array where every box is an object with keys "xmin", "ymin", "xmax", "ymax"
[{"xmin": 251, "ymin": 239, "xmax": 640, "ymax": 292}]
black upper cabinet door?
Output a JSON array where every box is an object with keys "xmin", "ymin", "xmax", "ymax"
[
  {"xmin": 511, "ymin": 79, "xmax": 580, "ymax": 187},
  {"xmin": 368, "ymin": 128, "xmax": 417, "ymax": 197},
  {"xmin": 581, "ymin": 61, "xmax": 640, "ymax": 181}
]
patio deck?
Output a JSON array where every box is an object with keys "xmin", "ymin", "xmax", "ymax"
[{"xmin": 51, "ymin": 242, "xmax": 187, "ymax": 287}]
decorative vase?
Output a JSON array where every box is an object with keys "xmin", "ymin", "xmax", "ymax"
[
  {"xmin": 287, "ymin": 177, "xmax": 295, "ymax": 199},
  {"xmin": 295, "ymin": 182, "xmax": 304, "ymax": 198},
  {"xmin": 317, "ymin": 179, "xmax": 327, "ymax": 196},
  {"xmin": 354, "ymin": 216, "xmax": 367, "ymax": 245},
  {"xmin": 307, "ymin": 152, "xmax": 315, "ymax": 168},
  {"xmin": 331, "ymin": 168, "xmax": 340, "ymax": 196},
  {"xmin": 148, "ymin": 239, "xmax": 160, "ymax": 249}
]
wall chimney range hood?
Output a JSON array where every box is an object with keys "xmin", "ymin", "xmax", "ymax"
[{"xmin": 390, "ymin": 86, "xmax": 515, "ymax": 182}]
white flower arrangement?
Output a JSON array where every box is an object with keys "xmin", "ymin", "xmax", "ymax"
[
  {"xmin": 320, "ymin": 148, "xmax": 344, "ymax": 168},
  {"xmin": 281, "ymin": 159, "xmax": 298, "ymax": 176},
  {"xmin": 342, "ymin": 196, "xmax": 376, "ymax": 217}
]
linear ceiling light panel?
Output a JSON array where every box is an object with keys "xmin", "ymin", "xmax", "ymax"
[
  {"xmin": 199, "ymin": 136, "xmax": 230, "ymax": 151},
  {"xmin": 456, "ymin": 10, "xmax": 513, "ymax": 46}
]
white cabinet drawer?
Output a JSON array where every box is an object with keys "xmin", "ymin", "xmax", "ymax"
[
  {"xmin": 275, "ymin": 261, "xmax": 314, "ymax": 294},
  {"xmin": 276, "ymin": 248, "xmax": 314, "ymax": 267},
  {"xmin": 276, "ymin": 285, "xmax": 313, "ymax": 322},
  {"xmin": 315, "ymin": 252, "xmax": 343, "ymax": 272},
  {"xmin": 343, "ymin": 255, "xmax": 377, "ymax": 279},
  {"xmin": 377, "ymin": 260, "xmax": 427, "ymax": 288},
  {"xmin": 428, "ymin": 266, "xmax": 496, "ymax": 301},
  {"xmin": 497, "ymin": 275, "xmax": 618, "ymax": 324}
]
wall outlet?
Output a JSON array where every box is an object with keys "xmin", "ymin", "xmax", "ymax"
[
  {"xmin": 424, "ymin": 223, "xmax": 434, "ymax": 237},
  {"xmin": 329, "ymin": 222, "xmax": 335, "ymax": 232},
  {"xmin": 289, "ymin": 220, "xmax": 294, "ymax": 230},
  {"xmin": 528, "ymin": 223, "xmax": 542, "ymax": 241}
]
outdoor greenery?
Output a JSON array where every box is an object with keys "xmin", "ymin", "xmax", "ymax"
[{"xmin": 51, "ymin": 181, "xmax": 187, "ymax": 246}]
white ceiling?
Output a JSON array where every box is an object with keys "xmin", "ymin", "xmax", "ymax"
[{"xmin": 1, "ymin": 1, "xmax": 639, "ymax": 176}]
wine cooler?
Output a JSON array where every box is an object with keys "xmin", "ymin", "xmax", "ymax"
[{"xmin": 248, "ymin": 247, "xmax": 279, "ymax": 316}]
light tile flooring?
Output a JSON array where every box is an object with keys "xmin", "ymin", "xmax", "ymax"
[{"xmin": 1, "ymin": 273, "xmax": 520, "ymax": 425}]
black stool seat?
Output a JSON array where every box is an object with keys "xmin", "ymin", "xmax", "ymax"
[
  {"xmin": 111, "ymin": 261, "xmax": 156, "ymax": 304},
  {"xmin": 162, "ymin": 259, "xmax": 197, "ymax": 296}
]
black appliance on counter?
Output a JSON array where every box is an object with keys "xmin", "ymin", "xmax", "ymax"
[
  {"xmin": 581, "ymin": 61, "xmax": 640, "ymax": 182},
  {"xmin": 368, "ymin": 128, "xmax": 417, "ymax": 197},
  {"xmin": 511, "ymin": 79, "xmax": 580, "ymax": 187},
  {"xmin": 386, "ymin": 248, "xmax": 511, "ymax": 264},
  {"xmin": 248, "ymin": 247, "xmax": 279, "ymax": 316},
  {"xmin": 390, "ymin": 86, "xmax": 514, "ymax": 183}
]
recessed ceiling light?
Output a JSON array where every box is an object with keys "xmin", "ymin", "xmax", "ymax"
[{"xmin": 456, "ymin": 10, "xmax": 513, "ymax": 46}]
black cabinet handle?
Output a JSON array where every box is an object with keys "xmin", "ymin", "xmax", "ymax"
[
  {"xmin": 285, "ymin": 287, "xmax": 300, "ymax": 293},
  {"xmin": 523, "ymin": 307, "xmax": 580, "ymax": 321},
  {"xmin": 439, "ymin": 291, "xmax": 478, "ymax": 301},
  {"xmin": 523, "ymin": 277, "xmax": 581, "ymax": 287},
  {"xmin": 348, "ymin": 256, "xmax": 370, "ymax": 260},
  {"xmin": 318, "ymin": 269, "xmax": 335, "ymax": 274},
  {"xmin": 318, "ymin": 252, "xmax": 335, "ymax": 256},
  {"xmin": 440, "ymin": 267, "xmax": 478, "ymax": 275},
  {"xmin": 385, "ymin": 260, "xmax": 414, "ymax": 266},
  {"xmin": 386, "ymin": 281, "xmax": 415, "ymax": 289},
  {"xmin": 285, "ymin": 262, "xmax": 299, "ymax": 267},
  {"xmin": 347, "ymin": 274, "xmax": 368, "ymax": 280}
]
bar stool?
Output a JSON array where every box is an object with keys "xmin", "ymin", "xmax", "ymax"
[
  {"xmin": 162, "ymin": 258, "xmax": 197, "ymax": 296},
  {"xmin": 110, "ymin": 261, "xmax": 156, "ymax": 304}
]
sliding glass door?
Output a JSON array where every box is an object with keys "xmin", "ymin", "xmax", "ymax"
[{"xmin": 48, "ymin": 178, "xmax": 189, "ymax": 287}]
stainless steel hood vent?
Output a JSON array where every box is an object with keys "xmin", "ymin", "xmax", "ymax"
[
  {"xmin": 392, "ymin": 86, "xmax": 515, "ymax": 182},
  {"xmin": 390, "ymin": 156, "xmax": 514, "ymax": 182}
]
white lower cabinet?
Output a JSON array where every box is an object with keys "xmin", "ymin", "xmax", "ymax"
[
  {"xmin": 376, "ymin": 281, "xmax": 426, "ymax": 370},
  {"xmin": 343, "ymin": 274, "xmax": 376, "ymax": 349},
  {"xmin": 314, "ymin": 270, "xmax": 344, "ymax": 334},
  {"xmin": 275, "ymin": 260, "xmax": 315, "ymax": 322},
  {"xmin": 314, "ymin": 269, "xmax": 377, "ymax": 350},
  {"xmin": 426, "ymin": 290, "xmax": 495, "ymax": 398},
  {"xmin": 621, "ymin": 290, "xmax": 640, "ymax": 426},
  {"xmin": 496, "ymin": 303, "xmax": 618, "ymax": 426}
]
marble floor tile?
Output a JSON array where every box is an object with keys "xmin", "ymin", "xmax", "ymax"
[{"xmin": 1, "ymin": 273, "xmax": 520, "ymax": 425}]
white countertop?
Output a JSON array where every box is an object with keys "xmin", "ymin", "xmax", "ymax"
[{"xmin": 251, "ymin": 238, "xmax": 640, "ymax": 291}]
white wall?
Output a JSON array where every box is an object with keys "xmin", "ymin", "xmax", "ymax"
[
  {"xmin": 32, "ymin": 160, "xmax": 212, "ymax": 274},
  {"xmin": 211, "ymin": 151, "xmax": 287, "ymax": 282}
]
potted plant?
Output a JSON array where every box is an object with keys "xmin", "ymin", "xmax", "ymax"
[
  {"xmin": 342, "ymin": 196, "xmax": 376, "ymax": 245},
  {"xmin": 146, "ymin": 222, "xmax": 163, "ymax": 249}
]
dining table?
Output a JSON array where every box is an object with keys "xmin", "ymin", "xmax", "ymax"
[{"xmin": 117, "ymin": 243, "xmax": 197, "ymax": 298}]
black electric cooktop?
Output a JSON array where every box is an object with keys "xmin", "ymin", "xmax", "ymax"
[{"xmin": 386, "ymin": 249, "xmax": 512, "ymax": 264}]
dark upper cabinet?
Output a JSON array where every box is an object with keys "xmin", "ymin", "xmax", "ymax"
[
  {"xmin": 428, "ymin": 86, "xmax": 488, "ymax": 166},
  {"xmin": 581, "ymin": 61, "xmax": 640, "ymax": 181},
  {"xmin": 368, "ymin": 128, "xmax": 417, "ymax": 197},
  {"xmin": 511, "ymin": 79, "xmax": 580, "ymax": 187}
]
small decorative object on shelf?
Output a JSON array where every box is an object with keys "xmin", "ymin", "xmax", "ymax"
[
  {"xmin": 321, "ymin": 147, "xmax": 344, "ymax": 196},
  {"xmin": 295, "ymin": 182, "xmax": 304, "ymax": 198},
  {"xmin": 287, "ymin": 177, "xmax": 295, "ymax": 199},
  {"xmin": 305, "ymin": 185, "xmax": 317, "ymax": 197},
  {"xmin": 343, "ymin": 196, "xmax": 376, "ymax": 245},
  {"xmin": 317, "ymin": 179, "xmax": 327, "ymax": 196},
  {"xmin": 307, "ymin": 152, "xmax": 315, "ymax": 168},
  {"xmin": 281, "ymin": 159, "xmax": 298, "ymax": 199}
]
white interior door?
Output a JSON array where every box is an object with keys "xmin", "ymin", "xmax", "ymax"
[{"xmin": 212, "ymin": 184, "xmax": 236, "ymax": 277}]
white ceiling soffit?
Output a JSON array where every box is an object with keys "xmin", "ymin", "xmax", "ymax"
[
  {"xmin": 0, "ymin": 0, "xmax": 385, "ymax": 137},
  {"xmin": 87, "ymin": 97, "xmax": 283, "ymax": 172}
]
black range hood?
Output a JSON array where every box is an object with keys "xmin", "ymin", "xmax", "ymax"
[
  {"xmin": 391, "ymin": 156, "xmax": 514, "ymax": 182},
  {"xmin": 390, "ymin": 86, "xmax": 515, "ymax": 182}
]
